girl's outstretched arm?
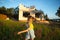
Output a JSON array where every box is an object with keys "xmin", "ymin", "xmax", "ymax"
[{"xmin": 17, "ymin": 27, "xmax": 30, "ymax": 35}]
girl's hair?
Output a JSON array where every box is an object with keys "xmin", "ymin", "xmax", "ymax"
[{"xmin": 27, "ymin": 15, "xmax": 34, "ymax": 21}]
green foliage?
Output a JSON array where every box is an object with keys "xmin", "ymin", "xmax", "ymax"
[
  {"xmin": 56, "ymin": 7, "xmax": 60, "ymax": 17},
  {"xmin": 35, "ymin": 10, "xmax": 44, "ymax": 18},
  {"xmin": 44, "ymin": 14, "xmax": 49, "ymax": 20},
  {"xmin": 0, "ymin": 19, "xmax": 26, "ymax": 40},
  {"xmin": 7, "ymin": 8, "xmax": 14, "ymax": 17},
  {"xmin": 0, "ymin": 19, "xmax": 60, "ymax": 40},
  {"xmin": 0, "ymin": 6, "xmax": 14, "ymax": 18},
  {"xmin": 0, "ymin": 6, "xmax": 7, "ymax": 15}
]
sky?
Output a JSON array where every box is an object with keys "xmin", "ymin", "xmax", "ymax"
[{"xmin": 0, "ymin": 0, "xmax": 60, "ymax": 19}]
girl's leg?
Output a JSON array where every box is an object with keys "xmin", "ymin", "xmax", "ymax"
[
  {"xmin": 30, "ymin": 38, "xmax": 34, "ymax": 40},
  {"xmin": 25, "ymin": 38, "xmax": 28, "ymax": 40},
  {"xmin": 25, "ymin": 38, "xmax": 30, "ymax": 40}
]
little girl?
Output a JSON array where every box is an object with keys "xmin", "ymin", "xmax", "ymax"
[{"xmin": 17, "ymin": 16, "xmax": 35, "ymax": 40}]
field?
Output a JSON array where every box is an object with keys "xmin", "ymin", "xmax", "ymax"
[{"xmin": 0, "ymin": 19, "xmax": 60, "ymax": 40}]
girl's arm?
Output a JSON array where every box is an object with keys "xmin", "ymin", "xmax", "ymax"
[{"xmin": 17, "ymin": 27, "xmax": 30, "ymax": 35}]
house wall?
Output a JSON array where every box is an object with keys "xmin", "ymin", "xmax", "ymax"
[{"xmin": 19, "ymin": 10, "xmax": 27, "ymax": 21}]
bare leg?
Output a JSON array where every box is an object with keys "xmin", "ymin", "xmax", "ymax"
[
  {"xmin": 30, "ymin": 38, "xmax": 34, "ymax": 40},
  {"xmin": 25, "ymin": 38, "xmax": 28, "ymax": 40}
]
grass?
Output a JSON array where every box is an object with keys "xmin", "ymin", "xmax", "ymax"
[{"xmin": 0, "ymin": 19, "xmax": 60, "ymax": 40}]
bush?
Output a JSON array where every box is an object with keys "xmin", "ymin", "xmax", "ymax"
[
  {"xmin": 0, "ymin": 14, "xmax": 8, "ymax": 20},
  {"xmin": 0, "ymin": 19, "xmax": 60, "ymax": 40}
]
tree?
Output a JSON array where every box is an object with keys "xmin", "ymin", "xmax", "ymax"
[
  {"xmin": 7, "ymin": 8, "xmax": 14, "ymax": 17},
  {"xmin": 0, "ymin": 6, "xmax": 14, "ymax": 17},
  {"xmin": 35, "ymin": 10, "xmax": 44, "ymax": 18},
  {"xmin": 0, "ymin": 6, "xmax": 7, "ymax": 15},
  {"xmin": 44, "ymin": 14, "xmax": 49, "ymax": 20},
  {"xmin": 56, "ymin": 7, "xmax": 60, "ymax": 17}
]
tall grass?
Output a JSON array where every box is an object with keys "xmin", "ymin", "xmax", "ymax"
[{"xmin": 0, "ymin": 19, "xmax": 60, "ymax": 40}]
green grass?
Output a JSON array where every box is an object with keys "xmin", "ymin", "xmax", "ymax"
[{"xmin": 0, "ymin": 19, "xmax": 60, "ymax": 40}]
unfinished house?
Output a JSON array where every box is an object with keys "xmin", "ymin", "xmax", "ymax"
[{"xmin": 15, "ymin": 4, "xmax": 45, "ymax": 21}]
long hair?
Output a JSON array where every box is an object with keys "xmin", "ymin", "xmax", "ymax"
[{"xmin": 27, "ymin": 15, "xmax": 35, "ymax": 21}]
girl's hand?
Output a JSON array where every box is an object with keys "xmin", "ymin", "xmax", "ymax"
[{"xmin": 17, "ymin": 32, "xmax": 22, "ymax": 35}]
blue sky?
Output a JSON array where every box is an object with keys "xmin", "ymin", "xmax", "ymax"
[{"xmin": 0, "ymin": 0, "xmax": 60, "ymax": 19}]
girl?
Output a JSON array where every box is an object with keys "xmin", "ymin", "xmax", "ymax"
[{"xmin": 17, "ymin": 16, "xmax": 35, "ymax": 40}]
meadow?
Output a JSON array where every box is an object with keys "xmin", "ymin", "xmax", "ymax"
[{"xmin": 0, "ymin": 19, "xmax": 60, "ymax": 40}]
